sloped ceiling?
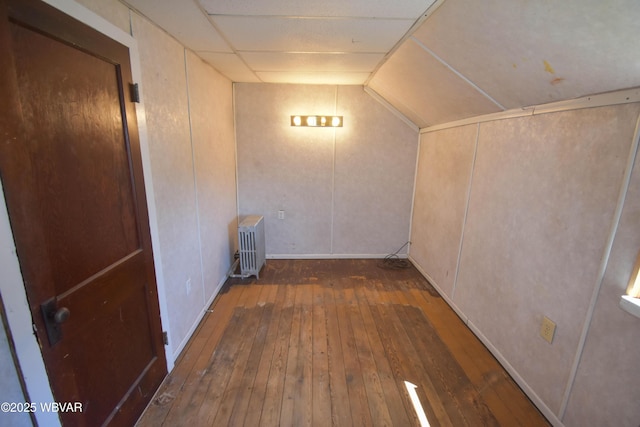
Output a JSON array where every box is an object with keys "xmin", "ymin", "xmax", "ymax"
[
  {"xmin": 122, "ymin": 0, "xmax": 640, "ymax": 128},
  {"xmin": 369, "ymin": 0, "xmax": 640, "ymax": 126}
]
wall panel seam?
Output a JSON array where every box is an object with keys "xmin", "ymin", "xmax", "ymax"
[
  {"xmin": 183, "ymin": 50, "xmax": 206, "ymax": 303},
  {"xmin": 451, "ymin": 123, "xmax": 480, "ymax": 300},
  {"xmin": 232, "ymin": 83, "xmax": 241, "ymax": 221},
  {"xmin": 330, "ymin": 85, "xmax": 338, "ymax": 254},
  {"xmin": 406, "ymin": 133, "xmax": 421, "ymax": 254}
]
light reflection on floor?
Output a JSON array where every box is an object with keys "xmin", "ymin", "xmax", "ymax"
[{"xmin": 404, "ymin": 381, "xmax": 431, "ymax": 427}]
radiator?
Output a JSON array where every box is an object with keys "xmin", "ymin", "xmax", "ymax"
[{"xmin": 237, "ymin": 215, "xmax": 266, "ymax": 279}]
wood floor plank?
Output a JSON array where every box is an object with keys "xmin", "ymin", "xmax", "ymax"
[
  {"xmin": 137, "ymin": 260, "xmax": 549, "ymax": 427},
  {"xmin": 265, "ymin": 283, "xmax": 280, "ymax": 304},
  {"xmin": 312, "ymin": 285, "xmax": 332, "ymax": 427},
  {"xmin": 259, "ymin": 299, "xmax": 294, "ymax": 427},
  {"xmin": 293, "ymin": 297, "xmax": 314, "ymax": 426},
  {"xmin": 354, "ymin": 286, "xmax": 414, "ymax": 426},
  {"xmin": 408, "ymin": 287, "xmax": 547, "ymax": 426},
  {"xmin": 371, "ymin": 303, "xmax": 455, "ymax": 427},
  {"xmin": 347, "ymin": 293, "xmax": 394, "ymax": 426},
  {"xmin": 349, "ymin": 287, "xmax": 408, "ymax": 426},
  {"xmin": 280, "ymin": 287, "xmax": 302, "ymax": 427},
  {"xmin": 172, "ymin": 307, "xmax": 247, "ymax": 427},
  {"xmin": 207, "ymin": 305, "xmax": 266, "ymax": 425},
  {"xmin": 334, "ymin": 286, "xmax": 374, "ymax": 427},
  {"xmin": 226, "ymin": 304, "xmax": 274, "ymax": 426},
  {"xmin": 242, "ymin": 284, "xmax": 263, "ymax": 308},
  {"xmin": 256, "ymin": 283, "xmax": 272, "ymax": 306},
  {"xmin": 136, "ymin": 284, "xmax": 246, "ymax": 426},
  {"xmin": 399, "ymin": 304, "xmax": 499, "ymax": 426},
  {"xmin": 244, "ymin": 285, "xmax": 287, "ymax": 426},
  {"xmin": 323, "ymin": 286, "xmax": 353, "ymax": 427}
]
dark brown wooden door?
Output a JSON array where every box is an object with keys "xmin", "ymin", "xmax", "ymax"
[{"xmin": 0, "ymin": 0, "xmax": 167, "ymax": 425}]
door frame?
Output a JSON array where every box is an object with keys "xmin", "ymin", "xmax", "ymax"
[{"xmin": 0, "ymin": 2, "xmax": 174, "ymax": 425}]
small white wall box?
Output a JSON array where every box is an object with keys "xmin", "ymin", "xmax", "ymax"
[{"xmin": 237, "ymin": 215, "xmax": 266, "ymax": 279}]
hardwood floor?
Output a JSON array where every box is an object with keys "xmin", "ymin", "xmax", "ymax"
[{"xmin": 136, "ymin": 259, "xmax": 548, "ymax": 426}]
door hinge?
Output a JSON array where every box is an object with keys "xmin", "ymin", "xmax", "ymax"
[
  {"xmin": 162, "ymin": 331, "xmax": 168, "ymax": 346},
  {"xmin": 130, "ymin": 83, "xmax": 140, "ymax": 103}
]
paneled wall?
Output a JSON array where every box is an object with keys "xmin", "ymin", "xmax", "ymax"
[
  {"xmin": 563, "ymin": 122, "xmax": 640, "ymax": 425},
  {"xmin": 235, "ymin": 84, "xmax": 418, "ymax": 257},
  {"xmin": 410, "ymin": 102, "xmax": 640, "ymax": 426},
  {"xmin": 131, "ymin": 15, "xmax": 237, "ymax": 359}
]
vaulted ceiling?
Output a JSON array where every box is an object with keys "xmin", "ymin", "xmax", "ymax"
[{"xmin": 123, "ymin": 0, "xmax": 640, "ymax": 127}]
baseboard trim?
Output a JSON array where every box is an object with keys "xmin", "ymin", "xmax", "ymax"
[
  {"xmin": 170, "ymin": 271, "xmax": 228, "ymax": 363},
  {"xmin": 408, "ymin": 256, "xmax": 564, "ymax": 427},
  {"xmin": 466, "ymin": 320, "xmax": 564, "ymax": 427},
  {"xmin": 266, "ymin": 253, "xmax": 408, "ymax": 260}
]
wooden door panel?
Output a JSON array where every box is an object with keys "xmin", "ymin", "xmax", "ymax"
[
  {"xmin": 10, "ymin": 19, "xmax": 141, "ymax": 294},
  {"xmin": 0, "ymin": 0, "xmax": 167, "ymax": 425},
  {"xmin": 65, "ymin": 270, "xmax": 156, "ymax": 423}
]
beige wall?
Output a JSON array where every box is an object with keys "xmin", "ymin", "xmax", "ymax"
[
  {"xmin": 563, "ymin": 125, "xmax": 640, "ymax": 426},
  {"xmin": 411, "ymin": 102, "xmax": 640, "ymax": 426},
  {"xmin": 132, "ymin": 15, "xmax": 237, "ymax": 358},
  {"xmin": 185, "ymin": 51, "xmax": 238, "ymax": 303},
  {"xmin": 234, "ymin": 83, "xmax": 418, "ymax": 257}
]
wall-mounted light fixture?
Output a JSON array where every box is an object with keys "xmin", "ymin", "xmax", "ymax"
[
  {"xmin": 291, "ymin": 115, "xmax": 343, "ymax": 127},
  {"xmin": 620, "ymin": 250, "xmax": 640, "ymax": 318}
]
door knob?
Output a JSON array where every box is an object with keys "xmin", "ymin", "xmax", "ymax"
[
  {"xmin": 41, "ymin": 298, "xmax": 70, "ymax": 346},
  {"xmin": 54, "ymin": 307, "xmax": 70, "ymax": 324}
]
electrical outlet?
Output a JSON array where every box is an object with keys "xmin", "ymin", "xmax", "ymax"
[
  {"xmin": 540, "ymin": 316, "xmax": 556, "ymax": 344},
  {"xmin": 186, "ymin": 278, "xmax": 191, "ymax": 295},
  {"xmin": 278, "ymin": 210, "xmax": 285, "ymax": 220}
]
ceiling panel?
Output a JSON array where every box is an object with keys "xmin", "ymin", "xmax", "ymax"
[
  {"xmin": 368, "ymin": 39, "xmax": 502, "ymax": 126},
  {"xmin": 242, "ymin": 52, "xmax": 384, "ymax": 72},
  {"xmin": 256, "ymin": 71, "xmax": 370, "ymax": 85},
  {"xmin": 412, "ymin": 0, "xmax": 640, "ymax": 109},
  {"xmin": 199, "ymin": 0, "xmax": 435, "ymax": 19},
  {"xmin": 212, "ymin": 16, "xmax": 414, "ymax": 53},
  {"xmin": 196, "ymin": 52, "xmax": 261, "ymax": 82},
  {"xmin": 367, "ymin": 86, "xmax": 430, "ymax": 129},
  {"xmin": 124, "ymin": 0, "xmax": 231, "ymax": 52}
]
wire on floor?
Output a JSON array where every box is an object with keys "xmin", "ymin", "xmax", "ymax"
[{"xmin": 377, "ymin": 241, "xmax": 411, "ymax": 270}]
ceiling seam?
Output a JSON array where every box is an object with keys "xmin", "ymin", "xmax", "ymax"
[
  {"xmin": 122, "ymin": 1, "xmax": 257, "ymax": 82},
  {"xmin": 363, "ymin": 0, "xmax": 447, "ymax": 87},
  {"xmin": 191, "ymin": 0, "xmax": 263, "ymax": 82},
  {"xmin": 410, "ymin": 36, "xmax": 506, "ymax": 111},
  {"xmin": 254, "ymin": 70, "xmax": 376, "ymax": 74},
  {"xmin": 203, "ymin": 14, "xmax": 417, "ymax": 21},
  {"xmin": 363, "ymin": 87, "xmax": 419, "ymax": 132},
  {"xmin": 235, "ymin": 50, "xmax": 387, "ymax": 54}
]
